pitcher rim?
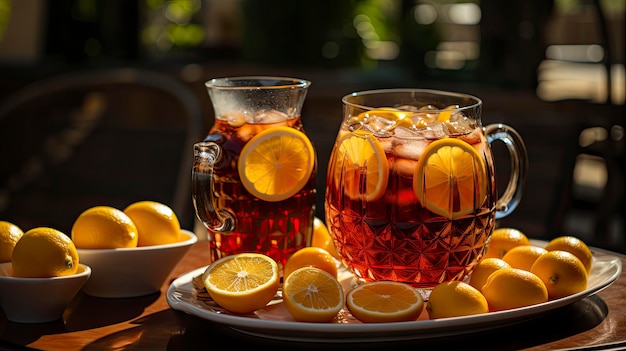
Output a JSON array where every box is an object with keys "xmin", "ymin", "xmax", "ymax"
[
  {"xmin": 342, "ymin": 88, "xmax": 482, "ymax": 112},
  {"xmin": 205, "ymin": 76, "xmax": 311, "ymax": 90}
]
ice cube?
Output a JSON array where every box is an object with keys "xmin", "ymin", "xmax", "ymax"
[
  {"xmin": 392, "ymin": 139, "xmax": 427, "ymax": 161},
  {"xmin": 445, "ymin": 115, "xmax": 476, "ymax": 135},
  {"xmin": 394, "ymin": 126, "xmax": 424, "ymax": 139},
  {"xmin": 254, "ymin": 109, "xmax": 289, "ymax": 123},
  {"xmin": 365, "ymin": 118, "xmax": 393, "ymax": 136},
  {"xmin": 423, "ymin": 122, "xmax": 447, "ymax": 139}
]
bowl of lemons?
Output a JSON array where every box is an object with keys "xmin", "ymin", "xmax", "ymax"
[
  {"xmin": 72, "ymin": 201, "xmax": 198, "ymax": 298},
  {"xmin": 0, "ymin": 224, "xmax": 91, "ymax": 323}
]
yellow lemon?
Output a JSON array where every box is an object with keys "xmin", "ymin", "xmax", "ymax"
[
  {"xmin": 502, "ymin": 245, "xmax": 548, "ymax": 271},
  {"xmin": 311, "ymin": 217, "xmax": 340, "ymax": 260},
  {"xmin": 11, "ymin": 227, "xmax": 79, "ymax": 278},
  {"xmin": 413, "ymin": 138, "xmax": 487, "ymax": 219},
  {"xmin": 426, "ymin": 281, "xmax": 489, "ymax": 319},
  {"xmin": 202, "ymin": 253, "xmax": 279, "ymax": 314},
  {"xmin": 346, "ymin": 281, "xmax": 424, "ymax": 323},
  {"xmin": 333, "ymin": 129, "xmax": 389, "ymax": 202},
  {"xmin": 0, "ymin": 221, "xmax": 24, "ymax": 262},
  {"xmin": 238, "ymin": 126, "xmax": 315, "ymax": 202},
  {"xmin": 123, "ymin": 201, "xmax": 181, "ymax": 246},
  {"xmin": 530, "ymin": 250, "xmax": 588, "ymax": 300},
  {"xmin": 544, "ymin": 236, "xmax": 593, "ymax": 274},
  {"xmin": 468, "ymin": 257, "xmax": 510, "ymax": 291},
  {"xmin": 481, "ymin": 268, "xmax": 548, "ymax": 311},
  {"xmin": 71, "ymin": 206, "xmax": 138, "ymax": 249},
  {"xmin": 283, "ymin": 246, "xmax": 338, "ymax": 279},
  {"xmin": 282, "ymin": 266, "xmax": 344, "ymax": 322},
  {"xmin": 484, "ymin": 227, "xmax": 531, "ymax": 259}
]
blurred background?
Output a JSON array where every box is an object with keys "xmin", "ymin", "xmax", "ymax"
[{"xmin": 0, "ymin": 0, "xmax": 624, "ymax": 251}]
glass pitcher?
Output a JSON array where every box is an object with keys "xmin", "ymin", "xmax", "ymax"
[
  {"xmin": 192, "ymin": 77, "xmax": 316, "ymax": 266},
  {"xmin": 325, "ymin": 89, "xmax": 527, "ymax": 293}
]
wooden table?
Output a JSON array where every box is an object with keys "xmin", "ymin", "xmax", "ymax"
[{"xmin": 1, "ymin": 241, "xmax": 625, "ymax": 351}]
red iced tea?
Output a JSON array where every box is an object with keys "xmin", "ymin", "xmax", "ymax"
[
  {"xmin": 325, "ymin": 104, "xmax": 497, "ymax": 289},
  {"xmin": 196, "ymin": 116, "xmax": 317, "ymax": 265}
]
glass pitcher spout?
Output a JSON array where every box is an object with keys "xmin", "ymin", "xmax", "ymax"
[{"xmin": 192, "ymin": 141, "xmax": 236, "ymax": 233}]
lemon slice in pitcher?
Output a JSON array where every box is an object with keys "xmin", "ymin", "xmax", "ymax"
[
  {"xmin": 413, "ymin": 137, "xmax": 487, "ymax": 219},
  {"xmin": 238, "ymin": 126, "xmax": 315, "ymax": 202},
  {"xmin": 333, "ymin": 130, "xmax": 389, "ymax": 202}
]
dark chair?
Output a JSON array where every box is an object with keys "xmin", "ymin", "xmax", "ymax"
[
  {"xmin": 546, "ymin": 0, "xmax": 625, "ymax": 251},
  {"xmin": 0, "ymin": 67, "xmax": 204, "ymax": 233}
]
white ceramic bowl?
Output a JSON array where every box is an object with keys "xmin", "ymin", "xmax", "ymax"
[
  {"xmin": 0, "ymin": 263, "xmax": 91, "ymax": 323},
  {"xmin": 77, "ymin": 229, "xmax": 197, "ymax": 298}
]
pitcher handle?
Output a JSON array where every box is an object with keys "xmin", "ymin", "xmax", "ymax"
[
  {"xmin": 485, "ymin": 123, "xmax": 528, "ymax": 219},
  {"xmin": 192, "ymin": 142, "xmax": 236, "ymax": 233}
]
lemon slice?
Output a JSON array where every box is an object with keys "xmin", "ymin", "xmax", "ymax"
[
  {"xmin": 282, "ymin": 266, "xmax": 344, "ymax": 322},
  {"xmin": 202, "ymin": 253, "xmax": 279, "ymax": 314},
  {"xmin": 333, "ymin": 130, "xmax": 389, "ymax": 202},
  {"xmin": 238, "ymin": 126, "xmax": 315, "ymax": 202},
  {"xmin": 346, "ymin": 281, "xmax": 424, "ymax": 323},
  {"xmin": 436, "ymin": 104, "xmax": 460, "ymax": 122},
  {"xmin": 413, "ymin": 138, "xmax": 487, "ymax": 219}
]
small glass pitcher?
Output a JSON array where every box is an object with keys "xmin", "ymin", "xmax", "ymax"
[{"xmin": 192, "ymin": 77, "xmax": 316, "ymax": 266}]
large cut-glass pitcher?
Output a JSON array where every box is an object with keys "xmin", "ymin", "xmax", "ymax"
[{"xmin": 325, "ymin": 89, "xmax": 527, "ymax": 294}]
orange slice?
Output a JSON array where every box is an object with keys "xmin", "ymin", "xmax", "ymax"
[
  {"xmin": 282, "ymin": 266, "xmax": 344, "ymax": 322},
  {"xmin": 333, "ymin": 130, "xmax": 389, "ymax": 202},
  {"xmin": 202, "ymin": 253, "xmax": 280, "ymax": 314},
  {"xmin": 413, "ymin": 137, "xmax": 487, "ymax": 219},
  {"xmin": 346, "ymin": 281, "xmax": 424, "ymax": 323},
  {"xmin": 238, "ymin": 126, "xmax": 315, "ymax": 202}
]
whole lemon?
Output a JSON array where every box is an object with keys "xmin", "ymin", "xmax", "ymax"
[
  {"xmin": 502, "ymin": 245, "xmax": 548, "ymax": 272},
  {"xmin": 426, "ymin": 281, "xmax": 488, "ymax": 319},
  {"xmin": 530, "ymin": 250, "xmax": 588, "ymax": 300},
  {"xmin": 123, "ymin": 201, "xmax": 181, "ymax": 246},
  {"xmin": 544, "ymin": 236, "xmax": 593, "ymax": 274},
  {"xmin": 12, "ymin": 227, "xmax": 79, "ymax": 278},
  {"xmin": 484, "ymin": 228, "xmax": 530, "ymax": 259},
  {"xmin": 71, "ymin": 206, "xmax": 138, "ymax": 249},
  {"xmin": 481, "ymin": 267, "xmax": 548, "ymax": 311},
  {"xmin": 0, "ymin": 221, "xmax": 24, "ymax": 262},
  {"xmin": 283, "ymin": 247, "xmax": 338, "ymax": 279},
  {"xmin": 469, "ymin": 257, "xmax": 510, "ymax": 291}
]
